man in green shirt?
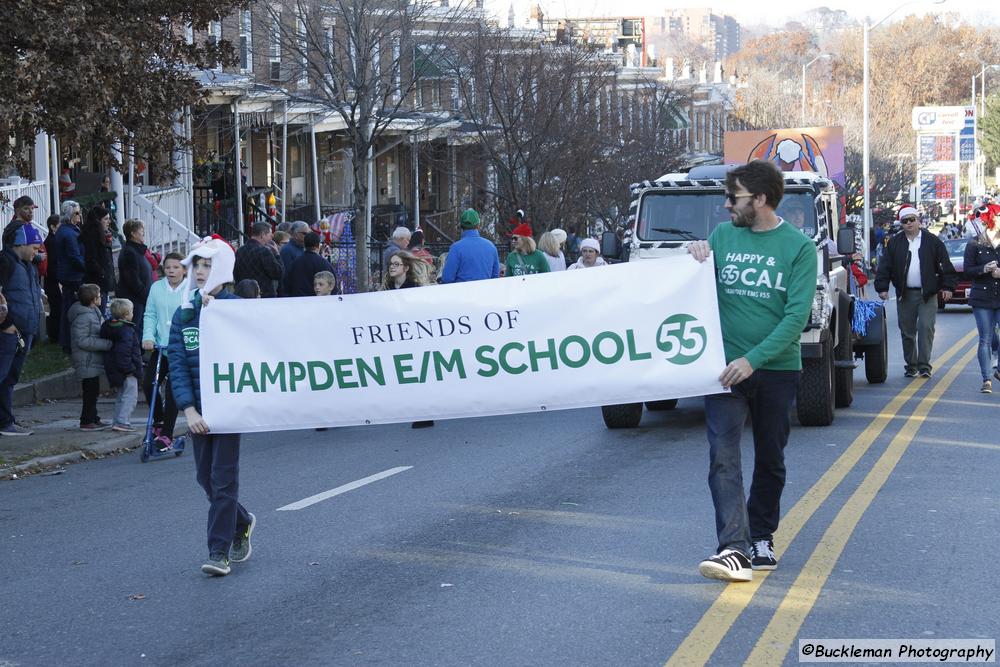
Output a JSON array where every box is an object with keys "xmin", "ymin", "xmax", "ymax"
[{"xmin": 688, "ymin": 160, "xmax": 817, "ymax": 583}]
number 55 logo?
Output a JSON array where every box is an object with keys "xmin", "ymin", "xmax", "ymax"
[{"xmin": 656, "ymin": 314, "xmax": 707, "ymax": 365}]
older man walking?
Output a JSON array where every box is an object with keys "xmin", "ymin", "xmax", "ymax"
[{"xmin": 875, "ymin": 206, "xmax": 957, "ymax": 378}]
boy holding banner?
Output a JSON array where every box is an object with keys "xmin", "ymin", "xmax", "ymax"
[
  {"xmin": 687, "ymin": 161, "xmax": 817, "ymax": 583},
  {"xmin": 168, "ymin": 236, "xmax": 256, "ymax": 577}
]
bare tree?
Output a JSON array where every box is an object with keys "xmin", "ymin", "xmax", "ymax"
[
  {"xmin": 263, "ymin": 0, "xmax": 476, "ymax": 290},
  {"xmin": 582, "ymin": 72, "xmax": 688, "ymax": 233},
  {"xmin": 450, "ymin": 28, "xmax": 623, "ymax": 233}
]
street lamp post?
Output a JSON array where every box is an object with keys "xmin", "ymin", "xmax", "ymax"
[
  {"xmin": 801, "ymin": 54, "xmax": 830, "ymax": 125},
  {"xmin": 971, "ymin": 64, "xmax": 1000, "ymax": 196},
  {"xmin": 862, "ymin": 0, "xmax": 945, "ymax": 264}
]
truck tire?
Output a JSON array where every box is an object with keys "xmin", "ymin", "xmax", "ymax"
[
  {"xmin": 834, "ymin": 301, "xmax": 854, "ymax": 408},
  {"xmin": 645, "ymin": 399, "xmax": 678, "ymax": 411},
  {"xmin": 865, "ymin": 315, "xmax": 889, "ymax": 384},
  {"xmin": 601, "ymin": 403, "xmax": 643, "ymax": 429},
  {"xmin": 797, "ymin": 331, "xmax": 835, "ymax": 427}
]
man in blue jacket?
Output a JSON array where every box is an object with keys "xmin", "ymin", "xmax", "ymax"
[
  {"xmin": 0, "ymin": 225, "xmax": 45, "ymax": 436},
  {"xmin": 53, "ymin": 200, "xmax": 86, "ymax": 352},
  {"xmin": 168, "ymin": 236, "xmax": 255, "ymax": 577},
  {"xmin": 440, "ymin": 209, "xmax": 500, "ymax": 283}
]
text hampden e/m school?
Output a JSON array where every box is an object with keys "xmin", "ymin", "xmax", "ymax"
[{"xmin": 211, "ymin": 311, "xmax": 662, "ymax": 395}]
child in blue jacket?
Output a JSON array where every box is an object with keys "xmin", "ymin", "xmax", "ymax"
[
  {"xmin": 168, "ymin": 236, "xmax": 254, "ymax": 577},
  {"xmin": 99, "ymin": 298, "xmax": 143, "ymax": 432}
]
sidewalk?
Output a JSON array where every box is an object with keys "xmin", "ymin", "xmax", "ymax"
[{"xmin": 0, "ymin": 393, "xmax": 188, "ymax": 479}]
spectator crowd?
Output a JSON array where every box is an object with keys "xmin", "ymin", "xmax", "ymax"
[{"xmin": 0, "ymin": 200, "xmax": 606, "ymax": 440}]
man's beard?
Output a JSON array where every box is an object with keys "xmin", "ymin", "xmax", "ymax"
[{"xmin": 731, "ymin": 207, "xmax": 756, "ymax": 228}]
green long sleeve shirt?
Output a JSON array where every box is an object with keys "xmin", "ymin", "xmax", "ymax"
[{"xmin": 708, "ymin": 220, "xmax": 818, "ymax": 371}]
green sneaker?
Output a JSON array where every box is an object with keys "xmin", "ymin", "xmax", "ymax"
[
  {"xmin": 201, "ymin": 553, "xmax": 231, "ymax": 576},
  {"xmin": 231, "ymin": 513, "xmax": 256, "ymax": 563}
]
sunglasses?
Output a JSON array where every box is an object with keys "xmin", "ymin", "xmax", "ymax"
[
  {"xmin": 725, "ymin": 193, "xmax": 755, "ymax": 204},
  {"xmin": 901, "ymin": 217, "xmax": 918, "ymax": 223}
]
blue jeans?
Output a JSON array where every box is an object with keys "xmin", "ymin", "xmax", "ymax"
[
  {"xmin": 704, "ymin": 369, "xmax": 800, "ymax": 556},
  {"xmin": 972, "ymin": 307, "xmax": 1000, "ymax": 380},
  {"xmin": 0, "ymin": 332, "xmax": 32, "ymax": 429},
  {"xmin": 193, "ymin": 433, "xmax": 252, "ymax": 557}
]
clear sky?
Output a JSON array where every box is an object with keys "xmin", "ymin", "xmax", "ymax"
[{"xmin": 489, "ymin": 1, "xmax": 996, "ymax": 28}]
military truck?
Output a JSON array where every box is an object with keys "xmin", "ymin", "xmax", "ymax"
[{"xmin": 600, "ymin": 164, "xmax": 888, "ymax": 429}]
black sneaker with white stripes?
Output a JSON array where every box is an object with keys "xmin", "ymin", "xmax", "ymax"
[
  {"xmin": 698, "ymin": 548, "xmax": 752, "ymax": 582},
  {"xmin": 751, "ymin": 539, "xmax": 777, "ymax": 571}
]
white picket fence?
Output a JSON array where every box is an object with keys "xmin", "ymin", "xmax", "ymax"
[
  {"xmin": 129, "ymin": 186, "xmax": 200, "ymax": 256},
  {"xmin": 0, "ymin": 180, "xmax": 52, "ymax": 238}
]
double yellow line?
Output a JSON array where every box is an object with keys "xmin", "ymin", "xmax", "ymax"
[{"xmin": 665, "ymin": 328, "xmax": 979, "ymax": 667}]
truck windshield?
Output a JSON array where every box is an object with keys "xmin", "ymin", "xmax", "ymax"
[
  {"xmin": 637, "ymin": 191, "xmax": 819, "ymax": 241},
  {"xmin": 775, "ymin": 192, "xmax": 818, "ymax": 238},
  {"xmin": 637, "ymin": 192, "xmax": 728, "ymax": 241}
]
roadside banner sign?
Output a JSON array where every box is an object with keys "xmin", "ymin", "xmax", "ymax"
[{"xmin": 198, "ymin": 257, "xmax": 727, "ymax": 433}]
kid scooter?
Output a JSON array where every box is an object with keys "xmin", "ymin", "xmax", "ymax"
[{"xmin": 140, "ymin": 347, "xmax": 185, "ymax": 463}]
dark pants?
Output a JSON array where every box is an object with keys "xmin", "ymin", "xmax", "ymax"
[
  {"xmin": 45, "ymin": 279, "xmax": 62, "ymax": 342},
  {"xmin": 896, "ymin": 288, "xmax": 937, "ymax": 374},
  {"xmin": 142, "ymin": 349, "xmax": 178, "ymax": 437},
  {"xmin": 704, "ymin": 369, "xmax": 800, "ymax": 556},
  {"xmin": 80, "ymin": 376, "xmax": 101, "ymax": 425},
  {"xmin": 0, "ymin": 332, "xmax": 32, "ymax": 429},
  {"xmin": 192, "ymin": 433, "xmax": 251, "ymax": 557},
  {"xmin": 59, "ymin": 281, "xmax": 81, "ymax": 352}
]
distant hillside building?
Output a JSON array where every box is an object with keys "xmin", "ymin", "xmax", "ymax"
[{"xmin": 650, "ymin": 8, "xmax": 741, "ymax": 62}]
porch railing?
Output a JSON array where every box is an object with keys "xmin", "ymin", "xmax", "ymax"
[
  {"xmin": 0, "ymin": 180, "xmax": 52, "ymax": 237},
  {"xmin": 131, "ymin": 188, "xmax": 200, "ymax": 257}
]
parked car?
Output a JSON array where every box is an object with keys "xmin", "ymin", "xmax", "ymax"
[{"xmin": 939, "ymin": 238, "xmax": 971, "ymax": 310}]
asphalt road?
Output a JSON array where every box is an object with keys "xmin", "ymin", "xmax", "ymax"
[{"xmin": 1, "ymin": 301, "xmax": 996, "ymax": 666}]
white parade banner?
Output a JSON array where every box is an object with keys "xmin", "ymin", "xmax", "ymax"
[{"xmin": 198, "ymin": 255, "xmax": 727, "ymax": 433}]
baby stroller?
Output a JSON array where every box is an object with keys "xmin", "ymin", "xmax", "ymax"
[{"xmin": 140, "ymin": 347, "xmax": 186, "ymax": 463}]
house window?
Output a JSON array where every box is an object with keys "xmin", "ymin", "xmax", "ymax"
[
  {"xmin": 296, "ymin": 9, "xmax": 308, "ymax": 89},
  {"xmin": 209, "ymin": 20, "xmax": 222, "ymax": 72},
  {"xmin": 392, "ymin": 35, "xmax": 401, "ymax": 103},
  {"xmin": 269, "ymin": 8, "xmax": 281, "ymax": 81},
  {"xmin": 239, "ymin": 10, "xmax": 253, "ymax": 73},
  {"xmin": 324, "ymin": 22, "xmax": 336, "ymax": 93}
]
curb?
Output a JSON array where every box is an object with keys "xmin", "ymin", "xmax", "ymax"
[
  {"xmin": 14, "ymin": 370, "xmax": 110, "ymax": 408},
  {"xmin": 0, "ymin": 432, "xmax": 141, "ymax": 480}
]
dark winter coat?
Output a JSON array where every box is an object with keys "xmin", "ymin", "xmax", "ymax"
[
  {"xmin": 874, "ymin": 229, "xmax": 957, "ymax": 303},
  {"xmin": 168, "ymin": 289, "xmax": 240, "ymax": 412},
  {"xmin": 282, "ymin": 251, "xmax": 334, "ymax": 297},
  {"xmin": 234, "ymin": 238, "xmax": 283, "ymax": 298},
  {"xmin": 0, "ymin": 247, "xmax": 43, "ymax": 336},
  {"xmin": 81, "ymin": 225, "xmax": 116, "ymax": 293},
  {"xmin": 99, "ymin": 319, "xmax": 143, "ymax": 387},
  {"xmin": 53, "ymin": 223, "xmax": 86, "ymax": 284},
  {"xmin": 963, "ymin": 237, "xmax": 1000, "ymax": 310},
  {"xmin": 116, "ymin": 240, "xmax": 152, "ymax": 306}
]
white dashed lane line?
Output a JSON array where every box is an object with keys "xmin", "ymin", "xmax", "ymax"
[{"xmin": 276, "ymin": 466, "xmax": 414, "ymax": 511}]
